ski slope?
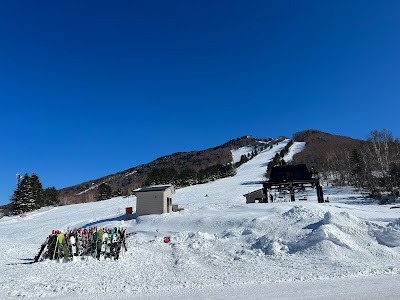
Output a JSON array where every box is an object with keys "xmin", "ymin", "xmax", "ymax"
[{"xmin": 1, "ymin": 140, "xmax": 400, "ymax": 299}]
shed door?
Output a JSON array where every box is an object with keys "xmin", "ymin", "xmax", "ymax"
[{"xmin": 167, "ymin": 197, "xmax": 172, "ymax": 212}]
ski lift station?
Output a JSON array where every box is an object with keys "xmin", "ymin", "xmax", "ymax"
[
  {"xmin": 133, "ymin": 184, "xmax": 176, "ymax": 216},
  {"xmin": 244, "ymin": 164, "xmax": 324, "ymax": 203}
]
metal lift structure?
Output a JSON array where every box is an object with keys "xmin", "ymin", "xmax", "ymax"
[{"xmin": 263, "ymin": 164, "xmax": 324, "ymax": 203}]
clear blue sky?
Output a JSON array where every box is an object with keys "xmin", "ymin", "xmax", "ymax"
[{"xmin": 1, "ymin": 1, "xmax": 399, "ymax": 205}]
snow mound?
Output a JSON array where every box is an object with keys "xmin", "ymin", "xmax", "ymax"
[
  {"xmin": 292, "ymin": 212, "xmax": 365, "ymax": 254},
  {"xmin": 322, "ymin": 211, "xmax": 362, "ymax": 231},
  {"xmin": 388, "ymin": 218, "xmax": 400, "ymax": 228},
  {"xmin": 373, "ymin": 229, "xmax": 400, "ymax": 248},
  {"xmin": 289, "ymin": 221, "xmax": 353, "ymax": 255},
  {"xmin": 285, "ymin": 211, "xmax": 400, "ymax": 260},
  {"xmin": 251, "ymin": 235, "xmax": 289, "ymax": 255},
  {"xmin": 371, "ymin": 219, "xmax": 400, "ymax": 248},
  {"xmin": 282, "ymin": 205, "xmax": 325, "ymax": 220}
]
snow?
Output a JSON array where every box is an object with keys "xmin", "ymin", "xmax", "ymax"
[
  {"xmin": 231, "ymin": 146, "xmax": 255, "ymax": 164},
  {"xmin": 1, "ymin": 140, "xmax": 400, "ymax": 299},
  {"xmin": 231, "ymin": 140, "xmax": 270, "ymax": 164},
  {"xmin": 285, "ymin": 141, "xmax": 306, "ymax": 162}
]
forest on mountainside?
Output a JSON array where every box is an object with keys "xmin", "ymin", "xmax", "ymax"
[
  {"xmin": 293, "ymin": 129, "xmax": 400, "ymax": 202},
  {"xmin": 7, "ymin": 128, "xmax": 400, "ymax": 216},
  {"xmin": 57, "ymin": 136, "xmax": 273, "ymax": 205}
]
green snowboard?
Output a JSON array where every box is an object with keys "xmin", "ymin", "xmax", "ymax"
[{"xmin": 53, "ymin": 234, "xmax": 69, "ymax": 259}]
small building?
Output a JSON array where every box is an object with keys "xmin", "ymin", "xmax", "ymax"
[
  {"xmin": 244, "ymin": 188, "xmax": 267, "ymax": 203},
  {"xmin": 134, "ymin": 184, "xmax": 175, "ymax": 216}
]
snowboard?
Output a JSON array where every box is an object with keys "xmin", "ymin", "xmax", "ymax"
[
  {"xmin": 54, "ymin": 233, "xmax": 69, "ymax": 260},
  {"xmin": 46, "ymin": 234, "xmax": 57, "ymax": 260},
  {"xmin": 96, "ymin": 229, "xmax": 104, "ymax": 259},
  {"xmin": 70, "ymin": 234, "xmax": 77, "ymax": 256},
  {"xmin": 34, "ymin": 236, "xmax": 50, "ymax": 263}
]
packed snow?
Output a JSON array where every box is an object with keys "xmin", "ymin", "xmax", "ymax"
[
  {"xmin": 1, "ymin": 140, "xmax": 400, "ymax": 299},
  {"xmin": 231, "ymin": 140, "xmax": 269, "ymax": 164}
]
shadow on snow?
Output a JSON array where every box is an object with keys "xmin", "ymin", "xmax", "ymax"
[
  {"xmin": 81, "ymin": 213, "xmax": 137, "ymax": 228},
  {"xmin": 7, "ymin": 258, "xmax": 34, "ymax": 265},
  {"xmin": 241, "ymin": 181, "xmax": 264, "ymax": 186}
]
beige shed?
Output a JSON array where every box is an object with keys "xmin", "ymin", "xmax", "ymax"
[
  {"xmin": 134, "ymin": 184, "xmax": 175, "ymax": 216},
  {"xmin": 244, "ymin": 188, "xmax": 267, "ymax": 203}
]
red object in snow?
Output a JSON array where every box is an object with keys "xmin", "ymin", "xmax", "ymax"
[{"xmin": 164, "ymin": 236, "xmax": 170, "ymax": 243}]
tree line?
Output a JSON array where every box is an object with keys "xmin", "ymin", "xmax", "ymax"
[
  {"xmin": 265, "ymin": 139, "xmax": 294, "ymax": 178},
  {"xmin": 11, "ymin": 173, "xmax": 59, "ymax": 215},
  {"xmin": 323, "ymin": 129, "xmax": 400, "ymax": 203},
  {"xmin": 144, "ymin": 163, "xmax": 236, "ymax": 187},
  {"xmin": 233, "ymin": 147, "xmax": 262, "ymax": 168},
  {"xmin": 144, "ymin": 144, "xmax": 271, "ymax": 188},
  {"xmin": 10, "ymin": 174, "xmax": 122, "ymax": 215},
  {"xmin": 96, "ymin": 183, "xmax": 124, "ymax": 201}
]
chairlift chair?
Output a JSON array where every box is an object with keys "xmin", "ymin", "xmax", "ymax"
[{"xmin": 298, "ymin": 187, "xmax": 308, "ymax": 201}]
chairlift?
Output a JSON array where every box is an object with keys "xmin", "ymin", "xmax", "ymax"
[
  {"xmin": 298, "ymin": 187, "xmax": 308, "ymax": 201},
  {"xmin": 277, "ymin": 190, "xmax": 288, "ymax": 202}
]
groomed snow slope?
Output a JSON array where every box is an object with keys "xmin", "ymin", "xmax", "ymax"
[{"xmin": 1, "ymin": 140, "xmax": 400, "ymax": 299}]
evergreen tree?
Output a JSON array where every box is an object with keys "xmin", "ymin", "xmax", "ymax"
[
  {"xmin": 145, "ymin": 168, "xmax": 178, "ymax": 186},
  {"xmin": 16, "ymin": 174, "xmax": 36, "ymax": 213},
  {"xmin": 43, "ymin": 187, "xmax": 59, "ymax": 206},
  {"xmin": 10, "ymin": 173, "xmax": 56, "ymax": 213},
  {"xmin": 234, "ymin": 154, "xmax": 249, "ymax": 168},
  {"xmin": 97, "ymin": 183, "xmax": 112, "ymax": 201},
  {"xmin": 112, "ymin": 189, "xmax": 123, "ymax": 197},
  {"xmin": 11, "ymin": 176, "xmax": 24, "ymax": 215},
  {"xmin": 31, "ymin": 173, "xmax": 44, "ymax": 209},
  {"xmin": 350, "ymin": 148, "xmax": 365, "ymax": 188}
]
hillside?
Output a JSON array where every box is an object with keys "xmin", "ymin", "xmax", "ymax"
[
  {"xmin": 1, "ymin": 140, "xmax": 400, "ymax": 299},
  {"xmin": 58, "ymin": 136, "xmax": 276, "ymax": 205},
  {"xmin": 58, "ymin": 130, "xmax": 370, "ymax": 206},
  {"xmin": 292, "ymin": 129, "xmax": 366, "ymax": 171},
  {"xmin": 0, "ymin": 203, "xmax": 10, "ymax": 218}
]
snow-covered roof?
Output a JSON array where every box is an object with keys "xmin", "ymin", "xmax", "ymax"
[{"xmin": 133, "ymin": 184, "xmax": 175, "ymax": 193}]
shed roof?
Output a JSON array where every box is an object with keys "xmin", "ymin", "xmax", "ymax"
[
  {"xmin": 243, "ymin": 188, "xmax": 264, "ymax": 197},
  {"xmin": 133, "ymin": 184, "xmax": 175, "ymax": 193}
]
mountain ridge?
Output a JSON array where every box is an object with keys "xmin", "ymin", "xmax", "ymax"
[
  {"xmin": 58, "ymin": 135, "xmax": 275, "ymax": 205},
  {"xmin": 292, "ymin": 129, "xmax": 366, "ymax": 171},
  {"xmin": 59, "ymin": 130, "xmax": 366, "ymax": 205}
]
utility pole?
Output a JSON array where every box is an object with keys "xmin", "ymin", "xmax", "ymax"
[
  {"xmin": 16, "ymin": 173, "xmax": 21, "ymax": 186},
  {"xmin": 14, "ymin": 173, "xmax": 21, "ymax": 215}
]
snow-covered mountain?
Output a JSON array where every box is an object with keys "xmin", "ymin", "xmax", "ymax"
[
  {"xmin": 58, "ymin": 135, "xmax": 272, "ymax": 205},
  {"xmin": 1, "ymin": 140, "xmax": 400, "ymax": 300}
]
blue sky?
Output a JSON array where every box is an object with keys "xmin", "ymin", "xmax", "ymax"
[{"xmin": 1, "ymin": 1, "xmax": 399, "ymax": 205}]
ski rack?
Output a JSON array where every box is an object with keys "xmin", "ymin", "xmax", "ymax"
[{"xmin": 33, "ymin": 226, "xmax": 128, "ymax": 263}]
